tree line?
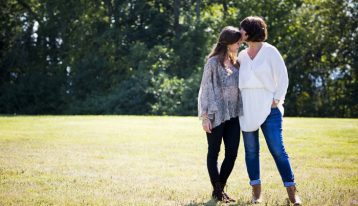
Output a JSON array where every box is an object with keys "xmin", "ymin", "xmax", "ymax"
[{"xmin": 0, "ymin": 0, "xmax": 357, "ymax": 117}]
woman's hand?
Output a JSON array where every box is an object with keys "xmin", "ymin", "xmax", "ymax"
[
  {"xmin": 202, "ymin": 119, "xmax": 212, "ymax": 133},
  {"xmin": 271, "ymin": 99, "xmax": 279, "ymax": 108}
]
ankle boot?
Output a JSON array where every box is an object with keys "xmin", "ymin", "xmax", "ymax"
[
  {"xmin": 221, "ymin": 183, "xmax": 236, "ymax": 203},
  {"xmin": 252, "ymin": 184, "xmax": 263, "ymax": 204},
  {"xmin": 286, "ymin": 186, "xmax": 302, "ymax": 205},
  {"xmin": 211, "ymin": 182, "xmax": 231, "ymax": 203},
  {"xmin": 211, "ymin": 182, "xmax": 224, "ymax": 201}
]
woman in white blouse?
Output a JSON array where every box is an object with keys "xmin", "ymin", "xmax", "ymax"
[{"xmin": 238, "ymin": 16, "xmax": 301, "ymax": 205}]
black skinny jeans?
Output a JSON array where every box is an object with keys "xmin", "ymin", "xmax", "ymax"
[{"xmin": 206, "ymin": 117, "xmax": 241, "ymax": 188}]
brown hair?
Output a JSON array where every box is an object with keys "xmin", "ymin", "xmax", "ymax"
[
  {"xmin": 207, "ymin": 26, "xmax": 241, "ymax": 69},
  {"xmin": 240, "ymin": 16, "xmax": 268, "ymax": 42}
]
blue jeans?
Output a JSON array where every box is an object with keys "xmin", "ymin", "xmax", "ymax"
[{"xmin": 243, "ymin": 108, "xmax": 295, "ymax": 187}]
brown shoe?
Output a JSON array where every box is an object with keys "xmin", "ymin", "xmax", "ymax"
[
  {"xmin": 252, "ymin": 184, "xmax": 263, "ymax": 204},
  {"xmin": 211, "ymin": 182, "xmax": 233, "ymax": 203},
  {"xmin": 222, "ymin": 183, "xmax": 235, "ymax": 203},
  {"xmin": 286, "ymin": 186, "xmax": 302, "ymax": 205}
]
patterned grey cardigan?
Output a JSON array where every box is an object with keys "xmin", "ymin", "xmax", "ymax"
[{"xmin": 198, "ymin": 56, "xmax": 244, "ymax": 129}]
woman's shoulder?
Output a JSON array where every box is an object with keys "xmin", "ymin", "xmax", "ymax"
[
  {"xmin": 207, "ymin": 55, "xmax": 219, "ymax": 63},
  {"xmin": 205, "ymin": 56, "xmax": 220, "ymax": 67},
  {"xmin": 263, "ymin": 42, "xmax": 280, "ymax": 54},
  {"xmin": 238, "ymin": 49, "xmax": 247, "ymax": 58},
  {"xmin": 263, "ymin": 42, "xmax": 284, "ymax": 63}
]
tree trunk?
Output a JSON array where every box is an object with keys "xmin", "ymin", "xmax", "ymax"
[
  {"xmin": 104, "ymin": 0, "xmax": 113, "ymax": 27},
  {"xmin": 222, "ymin": 0, "xmax": 228, "ymax": 17},
  {"xmin": 196, "ymin": 0, "xmax": 201, "ymax": 22},
  {"xmin": 174, "ymin": 0, "xmax": 180, "ymax": 38}
]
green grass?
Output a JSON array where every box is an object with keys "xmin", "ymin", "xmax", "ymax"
[{"xmin": 0, "ymin": 116, "xmax": 357, "ymax": 206}]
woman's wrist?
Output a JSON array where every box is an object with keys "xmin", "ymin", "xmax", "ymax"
[
  {"xmin": 201, "ymin": 113, "xmax": 209, "ymax": 120},
  {"xmin": 201, "ymin": 114, "xmax": 210, "ymax": 124},
  {"xmin": 202, "ymin": 118, "xmax": 210, "ymax": 125},
  {"xmin": 271, "ymin": 99, "xmax": 280, "ymax": 108}
]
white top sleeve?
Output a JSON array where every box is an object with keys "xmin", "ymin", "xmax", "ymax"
[
  {"xmin": 271, "ymin": 47, "xmax": 289, "ymax": 101},
  {"xmin": 238, "ymin": 50, "xmax": 244, "ymax": 62}
]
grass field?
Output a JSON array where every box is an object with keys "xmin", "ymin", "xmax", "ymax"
[{"xmin": 0, "ymin": 116, "xmax": 357, "ymax": 206}]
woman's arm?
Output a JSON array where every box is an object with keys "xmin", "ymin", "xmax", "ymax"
[
  {"xmin": 271, "ymin": 48, "xmax": 289, "ymax": 102},
  {"xmin": 198, "ymin": 59, "xmax": 217, "ymax": 118},
  {"xmin": 198, "ymin": 59, "xmax": 218, "ymax": 133}
]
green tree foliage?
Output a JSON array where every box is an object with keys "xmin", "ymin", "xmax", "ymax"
[{"xmin": 0, "ymin": 0, "xmax": 356, "ymax": 117}]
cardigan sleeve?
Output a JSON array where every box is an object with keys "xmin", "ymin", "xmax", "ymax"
[
  {"xmin": 198, "ymin": 58, "xmax": 218, "ymax": 119},
  {"xmin": 271, "ymin": 47, "xmax": 289, "ymax": 101}
]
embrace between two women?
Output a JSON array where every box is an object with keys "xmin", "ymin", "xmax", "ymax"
[{"xmin": 198, "ymin": 16, "xmax": 302, "ymax": 205}]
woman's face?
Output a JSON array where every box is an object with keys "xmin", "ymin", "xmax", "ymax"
[
  {"xmin": 240, "ymin": 28, "xmax": 248, "ymax": 42},
  {"xmin": 227, "ymin": 40, "xmax": 242, "ymax": 53}
]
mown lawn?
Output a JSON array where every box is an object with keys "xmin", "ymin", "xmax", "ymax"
[{"xmin": 0, "ymin": 116, "xmax": 357, "ymax": 206}]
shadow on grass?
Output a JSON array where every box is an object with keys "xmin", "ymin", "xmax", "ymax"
[
  {"xmin": 185, "ymin": 198, "xmax": 291, "ymax": 206},
  {"xmin": 184, "ymin": 198, "xmax": 254, "ymax": 206}
]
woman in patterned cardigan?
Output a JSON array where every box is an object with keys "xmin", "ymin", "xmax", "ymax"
[{"xmin": 198, "ymin": 26, "xmax": 243, "ymax": 203}]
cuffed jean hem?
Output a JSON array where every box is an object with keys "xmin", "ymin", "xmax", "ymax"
[
  {"xmin": 284, "ymin": 182, "xmax": 296, "ymax": 187},
  {"xmin": 249, "ymin": 179, "xmax": 261, "ymax": 186}
]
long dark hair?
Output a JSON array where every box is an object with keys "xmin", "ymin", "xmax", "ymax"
[{"xmin": 208, "ymin": 26, "xmax": 241, "ymax": 69}]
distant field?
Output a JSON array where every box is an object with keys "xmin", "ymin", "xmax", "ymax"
[{"xmin": 0, "ymin": 116, "xmax": 357, "ymax": 206}]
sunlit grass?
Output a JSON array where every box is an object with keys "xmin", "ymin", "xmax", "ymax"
[{"xmin": 0, "ymin": 116, "xmax": 357, "ymax": 205}]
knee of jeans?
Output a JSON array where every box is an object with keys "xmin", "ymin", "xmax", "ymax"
[
  {"xmin": 245, "ymin": 147, "xmax": 259, "ymax": 158},
  {"xmin": 270, "ymin": 147, "xmax": 288, "ymax": 159}
]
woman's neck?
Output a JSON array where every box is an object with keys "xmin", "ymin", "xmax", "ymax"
[
  {"xmin": 228, "ymin": 48, "xmax": 238, "ymax": 56},
  {"xmin": 246, "ymin": 42, "xmax": 264, "ymax": 59},
  {"xmin": 247, "ymin": 42, "xmax": 263, "ymax": 49}
]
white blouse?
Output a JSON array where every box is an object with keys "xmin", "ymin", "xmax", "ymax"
[{"xmin": 238, "ymin": 42, "xmax": 289, "ymax": 132}]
